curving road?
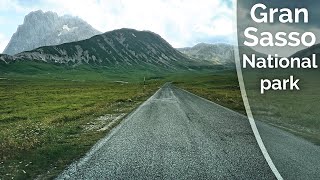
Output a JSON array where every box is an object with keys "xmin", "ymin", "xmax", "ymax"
[{"xmin": 57, "ymin": 83, "xmax": 275, "ymax": 179}]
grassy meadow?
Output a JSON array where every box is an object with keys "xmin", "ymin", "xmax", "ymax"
[
  {"xmin": 243, "ymin": 69, "xmax": 320, "ymax": 145},
  {"xmin": 172, "ymin": 71, "xmax": 245, "ymax": 114},
  {"xmin": 173, "ymin": 70, "xmax": 320, "ymax": 145},
  {"xmin": 0, "ymin": 65, "xmax": 241, "ymax": 179},
  {"xmin": 1, "ymin": 60, "xmax": 319, "ymax": 179},
  {"xmin": 0, "ymin": 75, "xmax": 162, "ymax": 179}
]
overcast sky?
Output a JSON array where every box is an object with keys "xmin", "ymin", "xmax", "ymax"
[
  {"xmin": 0, "ymin": 0, "xmax": 236, "ymax": 53},
  {"xmin": 238, "ymin": 0, "xmax": 320, "ymax": 57}
]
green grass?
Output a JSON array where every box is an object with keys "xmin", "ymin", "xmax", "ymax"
[
  {"xmin": 0, "ymin": 77, "xmax": 162, "ymax": 179},
  {"xmin": 0, "ymin": 64, "xmax": 238, "ymax": 179},
  {"xmin": 1, "ymin": 59, "xmax": 318, "ymax": 179},
  {"xmin": 171, "ymin": 71, "xmax": 245, "ymax": 114},
  {"xmin": 243, "ymin": 69, "xmax": 320, "ymax": 145},
  {"xmin": 0, "ymin": 61, "xmax": 169, "ymax": 82},
  {"xmin": 172, "ymin": 70, "xmax": 320, "ymax": 145}
]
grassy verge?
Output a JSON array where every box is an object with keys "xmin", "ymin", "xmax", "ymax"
[
  {"xmin": 243, "ymin": 70, "xmax": 320, "ymax": 145},
  {"xmin": 1, "ymin": 66, "xmax": 318, "ymax": 180},
  {"xmin": 172, "ymin": 70, "xmax": 320, "ymax": 145},
  {"xmin": 0, "ymin": 77, "xmax": 161, "ymax": 179},
  {"xmin": 171, "ymin": 71, "xmax": 245, "ymax": 115}
]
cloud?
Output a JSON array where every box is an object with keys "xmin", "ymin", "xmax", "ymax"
[
  {"xmin": 14, "ymin": 0, "xmax": 235, "ymax": 48},
  {"xmin": 0, "ymin": 33, "xmax": 9, "ymax": 53},
  {"xmin": 0, "ymin": 0, "xmax": 35, "ymax": 13},
  {"xmin": 237, "ymin": 0, "xmax": 320, "ymax": 57}
]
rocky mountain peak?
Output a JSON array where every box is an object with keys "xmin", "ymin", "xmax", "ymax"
[
  {"xmin": 24, "ymin": 10, "xmax": 58, "ymax": 23},
  {"xmin": 3, "ymin": 10, "xmax": 101, "ymax": 55},
  {"xmin": 178, "ymin": 43, "xmax": 235, "ymax": 65}
]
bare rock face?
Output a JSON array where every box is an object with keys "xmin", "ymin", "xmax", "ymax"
[
  {"xmin": 3, "ymin": 10, "xmax": 101, "ymax": 55},
  {"xmin": 178, "ymin": 43, "xmax": 235, "ymax": 65}
]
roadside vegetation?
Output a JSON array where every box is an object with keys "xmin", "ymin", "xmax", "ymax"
[
  {"xmin": 0, "ymin": 66, "xmax": 241, "ymax": 179},
  {"xmin": 1, "ymin": 64, "xmax": 319, "ymax": 179},
  {"xmin": 173, "ymin": 70, "xmax": 320, "ymax": 146},
  {"xmin": 172, "ymin": 71, "xmax": 245, "ymax": 115},
  {"xmin": 0, "ymin": 76, "xmax": 162, "ymax": 179},
  {"xmin": 243, "ymin": 70, "xmax": 320, "ymax": 145}
]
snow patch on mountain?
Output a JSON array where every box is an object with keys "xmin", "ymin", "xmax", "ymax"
[{"xmin": 63, "ymin": 25, "xmax": 71, "ymax": 31}]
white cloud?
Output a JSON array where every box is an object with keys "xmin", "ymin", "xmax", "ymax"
[
  {"xmin": 195, "ymin": 16, "xmax": 234, "ymax": 36},
  {"xmin": 238, "ymin": 5, "xmax": 320, "ymax": 57},
  {"xmin": 0, "ymin": 0, "xmax": 34, "ymax": 13},
  {"xmin": 0, "ymin": 16, "xmax": 5, "ymax": 24},
  {"xmin": 0, "ymin": 0, "xmax": 235, "ymax": 49},
  {"xmin": 34, "ymin": 0, "xmax": 236, "ymax": 47},
  {"xmin": 0, "ymin": 33, "xmax": 9, "ymax": 53}
]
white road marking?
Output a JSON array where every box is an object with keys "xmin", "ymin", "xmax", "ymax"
[{"xmin": 232, "ymin": 9, "xmax": 284, "ymax": 179}]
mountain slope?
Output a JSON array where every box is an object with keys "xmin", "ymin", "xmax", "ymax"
[
  {"xmin": 291, "ymin": 43, "xmax": 320, "ymax": 59},
  {"xmin": 178, "ymin": 43, "xmax": 235, "ymax": 65},
  {"xmin": 1, "ymin": 29, "xmax": 212, "ymax": 73},
  {"xmin": 3, "ymin": 10, "xmax": 100, "ymax": 55}
]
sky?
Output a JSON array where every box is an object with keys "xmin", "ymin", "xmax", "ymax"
[
  {"xmin": 238, "ymin": 0, "xmax": 320, "ymax": 57},
  {"xmin": 0, "ymin": 0, "xmax": 236, "ymax": 53}
]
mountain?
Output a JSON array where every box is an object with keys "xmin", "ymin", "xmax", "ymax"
[
  {"xmin": 291, "ymin": 44, "xmax": 320, "ymax": 59},
  {"xmin": 178, "ymin": 43, "xmax": 235, "ymax": 65},
  {"xmin": 3, "ymin": 10, "xmax": 101, "ymax": 55},
  {"xmin": 0, "ymin": 28, "xmax": 213, "ymax": 72},
  {"xmin": 0, "ymin": 54, "xmax": 11, "ymax": 64},
  {"xmin": 238, "ymin": 46, "xmax": 268, "ymax": 58}
]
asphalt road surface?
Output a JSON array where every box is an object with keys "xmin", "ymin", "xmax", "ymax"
[
  {"xmin": 257, "ymin": 122, "xmax": 320, "ymax": 180},
  {"xmin": 57, "ymin": 84, "xmax": 319, "ymax": 179}
]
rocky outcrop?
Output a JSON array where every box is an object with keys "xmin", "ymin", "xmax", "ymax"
[{"xmin": 3, "ymin": 10, "xmax": 100, "ymax": 55}]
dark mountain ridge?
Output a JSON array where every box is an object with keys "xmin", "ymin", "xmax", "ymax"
[{"xmin": 0, "ymin": 29, "xmax": 214, "ymax": 73}]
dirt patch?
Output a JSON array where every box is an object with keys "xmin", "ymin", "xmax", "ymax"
[{"xmin": 83, "ymin": 113, "xmax": 126, "ymax": 132}]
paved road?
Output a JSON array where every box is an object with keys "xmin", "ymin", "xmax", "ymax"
[
  {"xmin": 257, "ymin": 122, "xmax": 320, "ymax": 180},
  {"xmin": 57, "ymin": 83, "xmax": 275, "ymax": 179}
]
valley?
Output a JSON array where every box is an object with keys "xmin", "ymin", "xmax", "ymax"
[
  {"xmin": 1, "ymin": 4, "xmax": 319, "ymax": 180},
  {"xmin": 0, "ymin": 70, "xmax": 240, "ymax": 179},
  {"xmin": 0, "ymin": 75, "xmax": 161, "ymax": 179},
  {"xmin": 0, "ymin": 27, "xmax": 234, "ymax": 178},
  {"xmin": 0, "ymin": 27, "xmax": 319, "ymax": 178},
  {"xmin": 0, "ymin": 12, "xmax": 319, "ymax": 179}
]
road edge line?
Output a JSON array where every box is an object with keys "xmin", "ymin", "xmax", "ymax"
[
  {"xmin": 233, "ymin": 2, "xmax": 283, "ymax": 179},
  {"xmin": 175, "ymin": 84, "xmax": 283, "ymax": 179},
  {"xmin": 57, "ymin": 86, "xmax": 164, "ymax": 178}
]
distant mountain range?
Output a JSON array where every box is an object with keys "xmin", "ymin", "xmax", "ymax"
[
  {"xmin": 3, "ymin": 10, "xmax": 100, "ymax": 55},
  {"xmin": 178, "ymin": 43, "xmax": 235, "ymax": 65},
  {"xmin": 0, "ymin": 28, "xmax": 215, "ymax": 72},
  {"xmin": 0, "ymin": 10, "xmax": 235, "ymax": 75},
  {"xmin": 3, "ymin": 10, "xmax": 317, "ymax": 75}
]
